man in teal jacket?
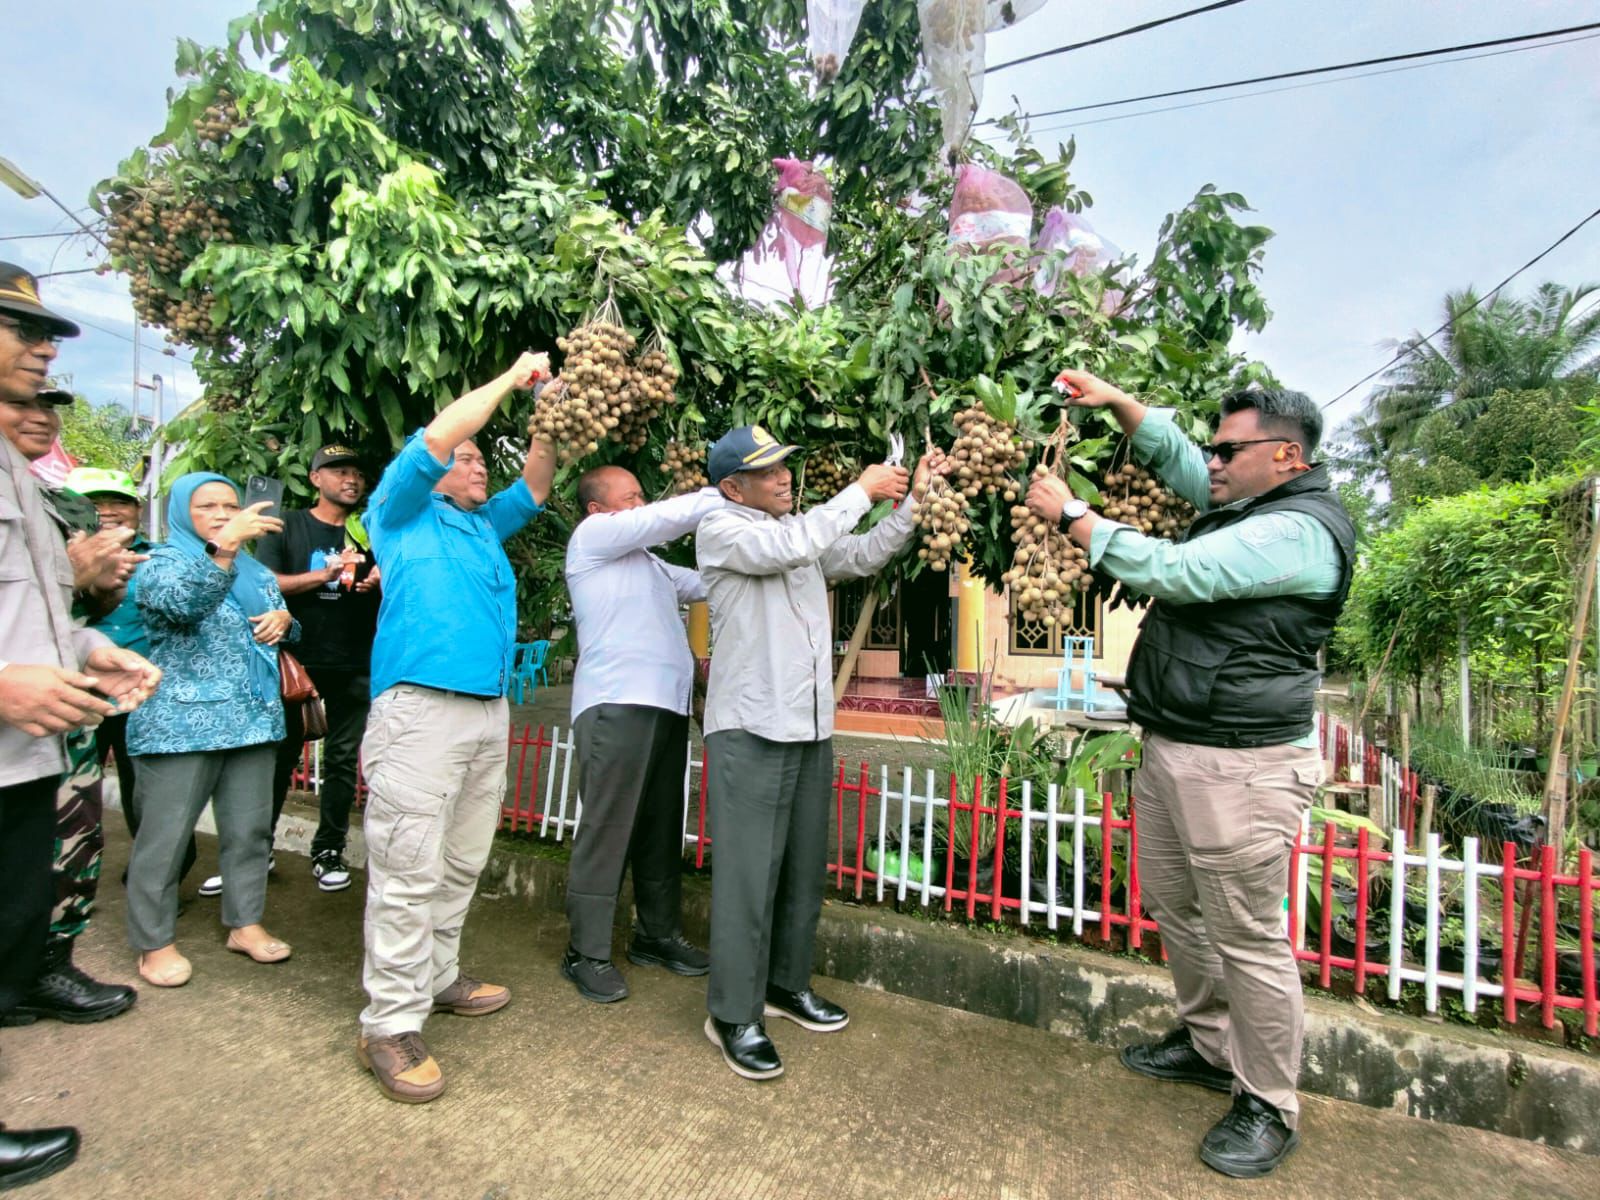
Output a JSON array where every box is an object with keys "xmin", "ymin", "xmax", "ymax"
[{"xmin": 1027, "ymin": 368, "xmax": 1355, "ymax": 1180}]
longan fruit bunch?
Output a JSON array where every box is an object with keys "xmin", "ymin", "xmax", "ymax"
[
  {"xmin": 1100, "ymin": 461, "xmax": 1194, "ymax": 539},
  {"xmin": 662, "ymin": 440, "xmax": 708, "ymax": 494},
  {"xmin": 948, "ymin": 406, "xmax": 1027, "ymax": 501},
  {"xmin": 802, "ymin": 448, "xmax": 855, "ymax": 501},
  {"xmin": 913, "ymin": 476, "xmax": 969, "ymax": 572},
  {"xmin": 1004, "ymin": 465, "xmax": 1093, "ymax": 627},
  {"xmin": 612, "ymin": 344, "xmax": 679, "ymax": 452},
  {"xmin": 530, "ymin": 319, "xmax": 638, "ymax": 465},
  {"xmin": 102, "ymin": 182, "xmax": 234, "ymax": 347},
  {"xmin": 192, "ymin": 89, "xmax": 242, "ymax": 146}
]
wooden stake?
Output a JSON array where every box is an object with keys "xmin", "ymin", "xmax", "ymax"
[
  {"xmin": 1540, "ymin": 510, "xmax": 1600, "ymax": 851},
  {"xmin": 1418, "ymin": 783, "xmax": 1437, "ymax": 843},
  {"xmin": 833, "ymin": 590, "xmax": 879, "ymax": 704}
]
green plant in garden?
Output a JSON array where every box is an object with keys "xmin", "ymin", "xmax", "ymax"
[{"xmin": 55, "ymin": 395, "xmax": 152, "ymax": 475}]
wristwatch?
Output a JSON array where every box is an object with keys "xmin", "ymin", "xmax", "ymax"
[
  {"xmin": 1057, "ymin": 498, "xmax": 1090, "ymax": 531},
  {"xmin": 204, "ymin": 540, "xmax": 235, "ymax": 559}
]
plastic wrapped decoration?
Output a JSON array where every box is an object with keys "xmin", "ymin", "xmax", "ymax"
[
  {"xmin": 744, "ymin": 158, "xmax": 835, "ymax": 307},
  {"xmin": 1033, "ymin": 207, "xmax": 1124, "ymax": 297},
  {"xmin": 948, "ymin": 163, "xmax": 1033, "ymax": 251},
  {"xmin": 808, "ymin": 0, "xmax": 869, "ymax": 82},
  {"xmin": 920, "ymin": 0, "xmax": 1052, "ymax": 153}
]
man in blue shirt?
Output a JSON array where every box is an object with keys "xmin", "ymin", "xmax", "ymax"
[
  {"xmin": 1028, "ymin": 368, "xmax": 1354, "ymax": 1180},
  {"xmin": 356, "ymin": 351, "xmax": 554, "ymax": 1105}
]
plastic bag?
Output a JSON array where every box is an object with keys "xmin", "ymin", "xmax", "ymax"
[
  {"xmin": 808, "ymin": 0, "xmax": 869, "ymax": 82},
  {"xmin": 743, "ymin": 158, "xmax": 835, "ymax": 307},
  {"xmin": 919, "ymin": 0, "xmax": 986, "ymax": 153},
  {"xmin": 1033, "ymin": 206, "xmax": 1123, "ymax": 294},
  {"xmin": 986, "ymin": 0, "xmax": 1048, "ymax": 29},
  {"xmin": 948, "ymin": 163, "xmax": 1032, "ymax": 251}
]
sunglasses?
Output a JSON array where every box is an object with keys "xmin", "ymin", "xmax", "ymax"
[
  {"xmin": 1203, "ymin": 438, "xmax": 1288, "ymax": 464},
  {"xmin": 0, "ymin": 314, "xmax": 63, "ymax": 347}
]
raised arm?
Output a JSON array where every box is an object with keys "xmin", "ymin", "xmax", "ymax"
[
  {"xmin": 696, "ymin": 488, "xmax": 871, "ymax": 576},
  {"xmin": 424, "ymin": 351, "xmax": 548, "ymax": 463},
  {"xmin": 571, "ymin": 488, "xmax": 724, "ymax": 565}
]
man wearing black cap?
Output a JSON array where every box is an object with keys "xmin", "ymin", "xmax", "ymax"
[
  {"xmin": 694, "ymin": 424, "xmax": 945, "ymax": 1081},
  {"xmin": 0, "ymin": 261, "xmax": 162, "ymax": 1190},
  {"xmin": 254, "ymin": 444, "xmax": 380, "ymax": 894}
]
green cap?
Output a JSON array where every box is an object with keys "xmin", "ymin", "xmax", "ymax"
[{"xmin": 64, "ymin": 466, "xmax": 140, "ymax": 502}]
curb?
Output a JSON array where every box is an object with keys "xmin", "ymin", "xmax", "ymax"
[{"xmin": 255, "ymin": 796, "xmax": 1600, "ymax": 1154}]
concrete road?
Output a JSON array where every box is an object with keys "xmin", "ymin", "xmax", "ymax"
[{"xmin": 4, "ymin": 828, "xmax": 1595, "ymax": 1200}]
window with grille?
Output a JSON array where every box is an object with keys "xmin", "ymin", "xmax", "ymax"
[
  {"xmin": 1008, "ymin": 588, "xmax": 1102, "ymax": 656},
  {"xmin": 833, "ymin": 581, "xmax": 902, "ymax": 651}
]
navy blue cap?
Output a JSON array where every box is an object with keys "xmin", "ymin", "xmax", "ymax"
[{"xmin": 708, "ymin": 424, "xmax": 801, "ymax": 485}]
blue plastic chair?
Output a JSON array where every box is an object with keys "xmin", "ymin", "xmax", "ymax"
[
  {"xmin": 510, "ymin": 640, "xmax": 551, "ymax": 703},
  {"xmin": 1052, "ymin": 636, "xmax": 1104, "ymax": 712}
]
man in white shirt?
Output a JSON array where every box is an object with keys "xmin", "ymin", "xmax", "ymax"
[
  {"xmin": 560, "ymin": 465, "xmax": 724, "ymax": 1002},
  {"xmin": 694, "ymin": 425, "xmax": 944, "ymax": 1081}
]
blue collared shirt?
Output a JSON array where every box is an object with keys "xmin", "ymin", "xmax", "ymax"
[
  {"xmin": 366, "ymin": 430, "xmax": 542, "ymax": 699},
  {"xmin": 90, "ymin": 534, "xmax": 153, "ymax": 658}
]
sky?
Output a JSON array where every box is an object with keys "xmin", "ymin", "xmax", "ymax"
[{"xmin": 3, "ymin": 0, "xmax": 1599, "ymax": 437}]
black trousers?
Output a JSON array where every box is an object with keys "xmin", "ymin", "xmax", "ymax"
[
  {"xmin": 272, "ymin": 666, "xmax": 371, "ymax": 857},
  {"xmin": 0, "ymin": 776, "xmax": 59, "ymax": 1016},
  {"xmin": 567, "ymin": 704, "xmax": 690, "ymax": 961},
  {"xmin": 704, "ymin": 731, "xmax": 832, "ymax": 1025},
  {"xmin": 102, "ymin": 711, "xmax": 196, "ymax": 882}
]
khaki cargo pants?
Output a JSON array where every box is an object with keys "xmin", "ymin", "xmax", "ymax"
[
  {"xmin": 358, "ymin": 685, "xmax": 508, "ymax": 1038},
  {"xmin": 1134, "ymin": 732, "xmax": 1323, "ymax": 1128}
]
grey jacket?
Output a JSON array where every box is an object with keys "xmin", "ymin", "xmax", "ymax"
[
  {"xmin": 696, "ymin": 483, "xmax": 917, "ymax": 742},
  {"xmin": 0, "ymin": 437, "xmax": 111, "ymax": 787}
]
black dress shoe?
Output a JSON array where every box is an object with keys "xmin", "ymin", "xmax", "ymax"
[
  {"xmin": 0, "ymin": 1124, "xmax": 79, "ymax": 1191},
  {"xmin": 626, "ymin": 931, "xmax": 710, "ymax": 976},
  {"xmin": 0, "ymin": 942, "xmax": 137, "ymax": 1027},
  {"xmin": 1119, "ymin": 1027, "xmax": 1234, "ymax": 1092},
  {"xmin": 763, "ymin": 985, "xmax": 848, "ymax": 1033},
  {"xmin": 1199, "ymin": 1092, "xmax": 1300, "ymax": 1179},
  {"xmin": 704, "ymin": 1016, "xmax": 783, "ymax": 1080},
  {"xmin": 559, "ymin": 947, "xmax": 629, "ymax": 1003}
]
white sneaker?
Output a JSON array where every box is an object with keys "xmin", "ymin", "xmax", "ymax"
[
  {"xmin": 197, "ymin": 854, "xmax": 273, "ymax": 898},
  {"xmin": 311, "ymin": 851, "xmax": 352, "ymax": 892}
]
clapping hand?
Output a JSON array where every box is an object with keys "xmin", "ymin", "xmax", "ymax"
[
  {"xmin": 83, "ymin": 646, "xmax": 162, "ymax": 714},
  {"xmin": 0, "ymin": 663, "xmax": 118, "ymax": 734}
]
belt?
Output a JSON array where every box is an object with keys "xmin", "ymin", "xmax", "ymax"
[{"xmin": 397, "ymin": 682, "xmax": 499, "ymax": 702}]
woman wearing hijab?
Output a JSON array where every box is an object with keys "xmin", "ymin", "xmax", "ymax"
[{"xmin": 124, "ymin": 473, "xmax": 298, "ymax": 987}]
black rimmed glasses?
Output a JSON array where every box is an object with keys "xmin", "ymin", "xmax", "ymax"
[
  {"xmin": 0, "ymin": 314, "xmax": 62, "ymax": 347},
  {"xmin": 1203, "ymin": 438, "xmax": 1288, "ymax": 464}
]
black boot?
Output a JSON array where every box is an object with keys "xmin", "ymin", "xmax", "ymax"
[
  {"xmin": 1199, "ymin": 1092, "xmax": 1300, "ymax": 1179},
  {"xmin": 0, "ymin": 938, "xmax": 137, "ymax": 1027},
  {"xmin": 0, "ymin": 1125, "xmax": 79, "ymax": 1190}
]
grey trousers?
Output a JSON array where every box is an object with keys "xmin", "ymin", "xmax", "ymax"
[
  {"xmin": 568, "ymin": 704, "xmax": 690, "ymax": 960},
  {"xmin": 705, "ymin": 730, "xmax": 832, "ymax": 1024},
  {"xmin": 359, "ymin": 685, "xmax": 508, "ymax": 1038},
  {"xmin": 125, "ymin": 744, "xmax": 276, "ymax": 950},
  {"xmin": 1133, "ymin": 732, "xmax": 1323, "ymax": 1129}
]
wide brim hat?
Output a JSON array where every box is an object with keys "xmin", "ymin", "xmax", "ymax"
[{"xmin": 0, "ymin": 262, "xmax": 81, "ymax": 338}]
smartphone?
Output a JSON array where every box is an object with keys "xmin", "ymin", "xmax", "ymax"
[{"xmin": 243, "ymin": 474, "xmax": 286, "ymax": 521}]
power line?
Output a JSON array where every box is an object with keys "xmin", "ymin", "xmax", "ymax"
[
  {"xmin": 1322, "ymin": 204, "xmax": 1600, "ymax": 412},
  {"xmin": 987, "ymin": 0, "xmax": 1253, "ymax": 74},
  {"xmin": 1023, "ymin": 31, "xmax": 1600, "ymax": 136},
  {"xmin": 977, "ymin": 20, "xmax": 1600, "ymax": 127},
  {"xmin": 0, "ymin": 229, "xmax": 92, "ymax": 242},
  {"xmin": 70, "ymin": 312, "xmax": 197, "ymax": 368}
]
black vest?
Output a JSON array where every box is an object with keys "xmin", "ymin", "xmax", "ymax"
[{"xmin": 1124, "ymin": 464, "xmax": 1356, "ymax": 748}]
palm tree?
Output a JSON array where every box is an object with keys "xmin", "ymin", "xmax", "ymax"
[{"xmin": 1324, "ymin": 286, "xmax": 1600, "ymax": 518}]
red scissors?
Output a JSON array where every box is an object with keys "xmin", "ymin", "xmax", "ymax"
[{"xmin": 1052, "ymin": 371, "xmax": 1083, "ymax": 401}]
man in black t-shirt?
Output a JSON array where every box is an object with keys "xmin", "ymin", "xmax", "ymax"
[{"xmin": 253, "ymin": 444, "xmax": 380, "ymax": 893}]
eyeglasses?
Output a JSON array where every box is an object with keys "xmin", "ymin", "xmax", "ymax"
[
  {"xmin": 1203, "ymin": 438, "xmax": 1288, "ymax": 464},
  {"xmin": 0, "ymin": 315, "xmax": 62, "ymax": 347}
]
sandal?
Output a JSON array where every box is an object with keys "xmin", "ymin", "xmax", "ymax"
[
  {"xmin": 226, "ymin": 930, "xmax": 292, "ymax": 964},
  {"xmin": 138, "ymin": 950, "xmax": 193, "ymax": 988}
]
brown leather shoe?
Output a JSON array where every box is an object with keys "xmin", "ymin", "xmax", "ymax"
[
  {"xmin": 357, "ymin": 1031, "xmax": 445, "ymax": 1103},
  {"xmin": 432, "ymin": 973, "xmax": 510, "ymax": 1016}
]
